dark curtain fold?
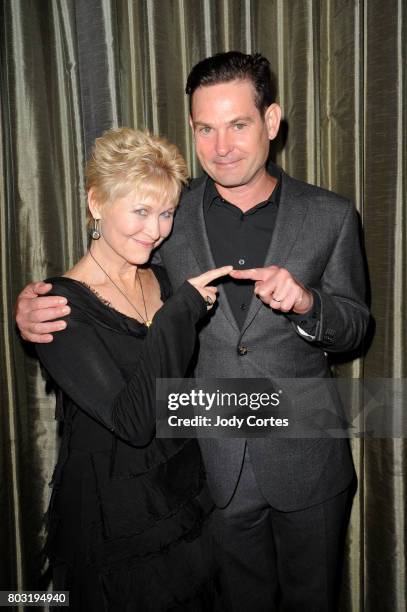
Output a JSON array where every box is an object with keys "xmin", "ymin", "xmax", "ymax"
[
  {"xmin": 1, "ymin": 1, "xmax": 405, "ymax": 609},
  {"xmin": 74, "ymin": 0, "xmax": 120, "ymax": 156}
]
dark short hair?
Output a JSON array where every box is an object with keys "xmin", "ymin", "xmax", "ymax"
[{"xmin": 186, "ymin": 51, "xmax": 276, "ymax": 116}]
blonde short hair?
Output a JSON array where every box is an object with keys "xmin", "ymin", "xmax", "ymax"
[{"xmin": 85, "ymin": 128, "xmax": 189, "ymax": 222}]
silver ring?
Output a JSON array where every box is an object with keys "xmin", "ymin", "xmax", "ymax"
[{"xmin": 205, "ymin": 296, "xmax": 213, "ymax": 306}]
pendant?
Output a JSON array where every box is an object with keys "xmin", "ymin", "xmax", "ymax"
[{"xmin": 145, "ymin": 320, "xmax": 152, "ymax": 327}]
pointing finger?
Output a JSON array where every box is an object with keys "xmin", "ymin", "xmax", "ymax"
[
  {"xmin": 194, "ymin": 265, "xmax": 234, "ymax": 286},
  {"xmin": 229, "ymin": 268, "xmax": 267, "ymax": 282}
]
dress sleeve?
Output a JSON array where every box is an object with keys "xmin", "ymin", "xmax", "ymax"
[{"xmin": 36, "ymin": 281, "xmax": 206, "ymax": 446}]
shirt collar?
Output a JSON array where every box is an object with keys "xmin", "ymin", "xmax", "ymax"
[{"xmin": 204, "ymin": 170, "xmax": 281, "ymax": 215}]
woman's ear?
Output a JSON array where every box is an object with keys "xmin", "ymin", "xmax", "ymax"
[{"xmin": 87, "ymin": 188, "xmax": 103, "ymax": 220}]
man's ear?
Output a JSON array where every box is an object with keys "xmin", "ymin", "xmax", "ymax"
[
  {"xmin": 264, "ymin": 103, "xmax": 282, "ymax": 141},
  {"xmin": 189, "ymin": 116, "xmax": 195, "ymax": 134},
  {"xmin": 87, "ymin": 188, "xmax": 103, "ymax": 220}
]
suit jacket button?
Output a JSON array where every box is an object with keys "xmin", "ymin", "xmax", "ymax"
[{"xmin": 237, "ymin": 345, "xmax": 248, "ymax": 356}]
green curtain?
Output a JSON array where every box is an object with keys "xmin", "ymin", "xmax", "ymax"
[
  {"xmin": 1, "ymin": 1, "xmax": 405, "ymax": 609},
  {"xmin": 1, "ymin": 0, "xmax": 86, "ymax": 593}
]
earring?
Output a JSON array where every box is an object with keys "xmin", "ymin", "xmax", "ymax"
[{"xmin": 91, "ymin": 218, "xmax": 101, "ymax": 240}]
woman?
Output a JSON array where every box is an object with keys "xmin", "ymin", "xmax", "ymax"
[{"xmin": 36, "ymin": 127, "xmax": 231, "ymax": 610}]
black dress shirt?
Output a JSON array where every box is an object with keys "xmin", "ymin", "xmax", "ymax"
[{"xmin": 203, "ymin": 176, "xmax": 320, "ymax": 332}]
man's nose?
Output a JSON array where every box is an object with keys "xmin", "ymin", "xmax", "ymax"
[{"xmin": 215, "ymin": 131, "xmax": 232, "ymax": 157}]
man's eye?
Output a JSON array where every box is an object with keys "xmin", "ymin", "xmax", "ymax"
[
  {"xmin": 199, "ymin": 127, "xmax": 212, "ymax": 135},
  {"xmin": 233, "ymin": 123, "xmax": 246, "ymax": 130}
]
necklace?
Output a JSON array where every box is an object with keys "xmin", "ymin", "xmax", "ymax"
[{"xmin": 89, "ymin": 250, "xmax": 152, "ymax": 326}]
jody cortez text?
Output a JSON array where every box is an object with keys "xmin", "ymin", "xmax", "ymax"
[
  {"xmin": 167, "ymin": 389, "xmax": 281, "ymax": 411},
  {"xmin": 168, "ymin": 415, "xmax": 289, "ymax": 428}
]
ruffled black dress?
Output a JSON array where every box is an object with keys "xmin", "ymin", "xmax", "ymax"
[{"xmin": 36, "ymin": 266, "xmax": 218, "ymax": 611}]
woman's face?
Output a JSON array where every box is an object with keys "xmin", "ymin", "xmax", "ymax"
[{"xmin": 96, "ymin": 186, "xmax": 177, "ymax": 265}]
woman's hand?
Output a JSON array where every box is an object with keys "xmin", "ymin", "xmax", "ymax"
[{"xmin": 187, "ymin": 266, "xmax": 233, "ymax": 309}]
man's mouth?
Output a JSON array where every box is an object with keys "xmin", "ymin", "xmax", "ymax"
[{"xmin": 213, "ymin": 159, "xmax": 242, "ymax": 167}]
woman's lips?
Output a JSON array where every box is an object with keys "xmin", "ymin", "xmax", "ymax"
[{"xmin": 133, "ymin": 239, "xmax": 155, "ymax": 248}]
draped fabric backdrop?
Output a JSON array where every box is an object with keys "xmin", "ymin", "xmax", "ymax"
[{"xmin": 1, "ymin": 1, "xmax": 405, "ymax": 610}]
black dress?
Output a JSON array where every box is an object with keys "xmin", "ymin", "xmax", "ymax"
[{"xmin": 36, "ymin": 266, "xmax": 217, "ymax": 611}]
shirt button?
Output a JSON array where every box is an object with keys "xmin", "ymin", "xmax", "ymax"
[
  {"xmin": 238, "ymin": 259, "xmax": 245, "ymax": 265},
  {"xmin": 237, "ymin": 345, "xmax": 248, "ymax": 356},
  {"xmin": 240, "ymin": 303, "xmax": 247, "ymax": 310}
]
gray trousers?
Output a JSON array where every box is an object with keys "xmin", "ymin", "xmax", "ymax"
[{"xmin": 210, "ymin": 448, "xmax": 353, "ymax": 612}]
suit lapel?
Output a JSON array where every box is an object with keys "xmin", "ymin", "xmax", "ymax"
[
  {"xmin": 181, "ymin": 178, "xmax": 240, "ymax": 332},
  {"xmin": 181, "ymin": 179, "xmax": 214, "ymax": 272},
  {"xmin": 241, "ymin": 171, "xmax": 310, "ymax": 334}
]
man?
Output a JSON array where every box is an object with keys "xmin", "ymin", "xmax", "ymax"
[{"xmin": 16, "ymin": 52, "xmax": 369, "ymax": 611}]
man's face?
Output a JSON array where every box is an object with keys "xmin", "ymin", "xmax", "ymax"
[{"xmin": 190, "ymin": 79, "xmax": 280, "ymax": 190}]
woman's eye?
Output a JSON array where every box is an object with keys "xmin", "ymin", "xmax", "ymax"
[
  {"xmin": 134, "ymin": 209, "xmax": 148, "ymax": 216},
  {"xmin": 160, "ymin": 210, "xmax": 174, "ymax": 219}
]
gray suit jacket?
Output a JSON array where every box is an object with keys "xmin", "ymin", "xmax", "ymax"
[{"xmin": 159, "ymin": 164, "xmax": 369, "ymax": 511}]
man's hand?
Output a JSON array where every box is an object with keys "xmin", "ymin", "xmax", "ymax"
[
  {"xmin": 229, "ymin": 266, "xmax": 313, "ymax": 314},
  {"xmin": 15, "ymin": 282, "xmax": 71, "ymax": 343}
]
